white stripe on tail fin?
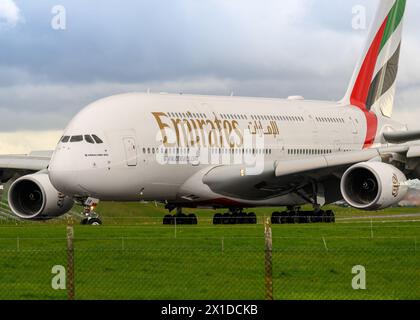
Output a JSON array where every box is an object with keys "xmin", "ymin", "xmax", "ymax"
[
  {"xmin": 342, "ymin": 0, "xmax": 406, "ymax": 117},
  {"xmin": 341, "ymin": 0, "xmax": 406, "ymax": 148}
]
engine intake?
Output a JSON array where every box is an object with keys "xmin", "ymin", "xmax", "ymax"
[
  {"xmin": 8, "ymin": 172, "xmax": 74, "ymax": 220},
  {"xmin": 341, "ymin": 162, "xmax": 408, "ymax": 211}
]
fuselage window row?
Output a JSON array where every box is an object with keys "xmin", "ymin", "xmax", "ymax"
[
  {"xmin": 250, "ymin": 115, "xmax": 304, "ymax": 122},
  {"xmin": 166, "ymin": 113, "xmax": 347, "ymax": 124},
  {"xmin": 287, "ymin": 149, "xmax": 333, "ymax": 156},
  {"xmin": 141, "ymin": 147, "xmax": 273, "ymax": 155},
  {"xmin": 168, "ymin": 112, "xmax": 208, "ymax": 119},
  {"xmin": 315, "ymin": 117, "xmax": 345, "ymax": 124}
]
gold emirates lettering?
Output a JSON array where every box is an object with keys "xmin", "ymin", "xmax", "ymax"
[{"xmin": 152, "ymin": 112, "xmax": 243, "ymax": 148}]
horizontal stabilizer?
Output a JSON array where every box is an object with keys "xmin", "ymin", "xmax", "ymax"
[{"xmin": 383, "ymin": 130, "xmax": 420, "ymax": 144}]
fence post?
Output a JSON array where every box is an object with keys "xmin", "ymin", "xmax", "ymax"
[
  {"xmin": 222, "ymin": 237, "xmax": 224, "ymax": 254},
  {"xmin": 370, "ymin": 218, "xmax": 374, "ymax": 239},
  {"xmin": 174, "ymin": 216, "xmax": 177, "ymax": 239},
  {"xmin": 264, "ymin": 217, "xmax": 274, "ymax": 300},
  {"xmin": 66, "ymin": 218, "xmax": 75, "ymax": 300}
]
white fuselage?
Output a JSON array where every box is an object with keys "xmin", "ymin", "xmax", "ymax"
[{"xmin": 48, "ymin": 93, "xmax": 405, "ymax": 208}]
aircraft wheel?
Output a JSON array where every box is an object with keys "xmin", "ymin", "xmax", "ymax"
[
  {"xmin": 296, "ymin": 212, "xmax": 303, "ymax": 224},
  {"xmin": 87, "ymin": 218, "xmax": 102, "ymax": 226},
  {"xmin": 231, "ymin": 212, "xmax": 239, "ymax": 224},
  {"xmin": 280, "ymin": 212, "xmax": 288, "ymax": 224},
  {"xmin": 163, "ymin": 214, "xmax": 173, "ymax": 225},
  {"xmin": 222, "ymin": 213, "xmax": 232, "ymax": 225},
  {"xmin": 271, "ymin": 212, "xmax": 281, "ymax": 224},
  {"xmin": 319, "ymin": 211, "xmax": 325, "ymax": 223},
  {"xmin": 175, "ymin": 213, "xmax": 187, "ymax": 225},
  {"xmin": 312, "ymin": 211, "xmax": 322, "ymax": 223},
  {"xmin": 325, "ymin": 210, "xmax": 335, "ymax": 223},
  {"xmin": 230, "ymin": 213, "xmax": 236, "ymax": 225},
  {"xmin": 321, "ymin": 210, "xmax": 329, "ymax": 223},
  {"xmin": 248, "ymin": 212, "xmax": 257, "ymax": 224},
  {"xmin": 213, "ymin": 213, "xmax": 222, "ymax": 225},
  {"xmin": 237, "ymin": 211, "xmax": 247, "ymax": 224},
  {"xmin": 184, "ymin": 214, "xmax": 192, "ymax": 225},
  {"xmin": 299, "ymin": 212, "xmax": 310, "ymax": 224},
  {"xmin": 188, "ymin": 214, "xmax": 198, "ymax": 225},
  {"xmin": 287, "ymin": 212, "xmax": 295, "ymax": 224}
]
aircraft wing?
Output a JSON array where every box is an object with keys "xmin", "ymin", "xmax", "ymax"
[
  {"xmin": 0, "ymin": 151, "xmax": 52, "ymax": 183},
  {"xmin": 202, "ymin": 145, "xmax": 418, "ymax": 203}
]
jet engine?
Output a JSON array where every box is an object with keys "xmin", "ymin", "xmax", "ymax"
[
  {"xmin": 340, "ymin": 162, "xmax": 408, "ymax": 211},
  {"xmin": 8, "ymin": 172, "xmax": 74, "ymax": 220}
]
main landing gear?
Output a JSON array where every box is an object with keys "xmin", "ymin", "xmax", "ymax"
[
  {"xmin": 80, "ymin": 198, "xmax": 103, "ymax": 225},
  {"xmin": 163, "ymin": 208, "xmax": 198, "ymax": 225},
  {"xmin": 212, "ymin": 209, "xmax": 257, "ymax": 225},
  {"xmin": 270, "ymin": 181, "xmax": 336, "ymax": 224},
  {"xmin": 271, "ymin": 206, "xmax": 335, "ymax": 225}
]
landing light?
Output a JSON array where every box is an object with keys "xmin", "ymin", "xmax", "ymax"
[{"xmin": 240, "ymin": 169, "xmax": 246, "ymax": 177}]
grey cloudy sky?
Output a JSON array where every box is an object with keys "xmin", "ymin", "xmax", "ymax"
[{"xmin": 1, "ymin": 0, "xmax": 420, "ymax": 152}]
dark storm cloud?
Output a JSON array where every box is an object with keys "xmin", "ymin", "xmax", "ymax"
[
  {"xmin": 1, "ymin": 0, "xmax": 420, "ymax": 131},
  {"xmin": 3, "ymin": 0, "xmax": 373, "ymax": 84},
  {"xmin": 1, "ymin": 1, "xmax": 317, "ymax": 84}
]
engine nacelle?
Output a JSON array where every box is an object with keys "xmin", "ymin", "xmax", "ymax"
[
  {"xmin": 8, "ymin": 172, "xmax": 74, "ymax": 220},
  {"xmin": 341, "ymin": 162, "xmax": 408, "ymax": 211}
]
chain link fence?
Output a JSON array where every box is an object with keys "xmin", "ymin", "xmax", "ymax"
[{"xmin": 0, "ymin": 219, "xmax": 419, "ymax": 300}]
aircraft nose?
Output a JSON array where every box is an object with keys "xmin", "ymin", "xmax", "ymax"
[
  {"xmin": 48, "ymin": 149, "xmax": 86, "ymax": 196},
  {"xmin": 49, "ymin": 167, "xmax": 75, "ymax": 196}
]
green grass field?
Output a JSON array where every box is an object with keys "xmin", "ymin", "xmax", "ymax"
[{"xmin": 0, "ymin": 202, "xmax": 419, "ymax": 300}]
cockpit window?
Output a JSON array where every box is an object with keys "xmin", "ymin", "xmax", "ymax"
[
  {"xmin": 92, "ymin": 135, "xmax": 104, "ymax": 144},
  {"xmin": 84, "ymin": 135, "xmax": 95, "ymax": 144},
  {"xmin": 62, "ymin": 134, "xmax": 103, "ymax": 143},
  {"xmin": 70, "ymin": 135, "xmax": 83, "ymax": 142}
]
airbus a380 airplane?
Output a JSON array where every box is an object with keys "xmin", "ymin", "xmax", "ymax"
[{"xmin": 1, "ymin": 0, "xmax": 418, "ymax": 225}]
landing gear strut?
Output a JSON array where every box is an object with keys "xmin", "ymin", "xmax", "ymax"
[
  {"xmin": 271, "ymin": 181, "xmax": 336, "ymax": 225},
  {"xmin": 163, "ymin": 207, "xmax": 198, "ymax": 225},
  {"xmin": 80, "ymin": 198, "xmax": 102, "ymax": 225}
]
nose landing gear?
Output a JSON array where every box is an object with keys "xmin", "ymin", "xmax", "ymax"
[{"xmin": 80, "ymin": 197, "xmax": 102, "ymax": 225}]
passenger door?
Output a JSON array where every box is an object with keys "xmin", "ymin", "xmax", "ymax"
[
  {"xmin": 105, "ymin": 129, "xmax": 139, "ymax": 169},
  {"xmin": 123, "ymin": 137, "xmax": 138, "ymax": 167},
  {"xmin": 347, "ymin": 114, "xmax": 358, "ymax": 134}
]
